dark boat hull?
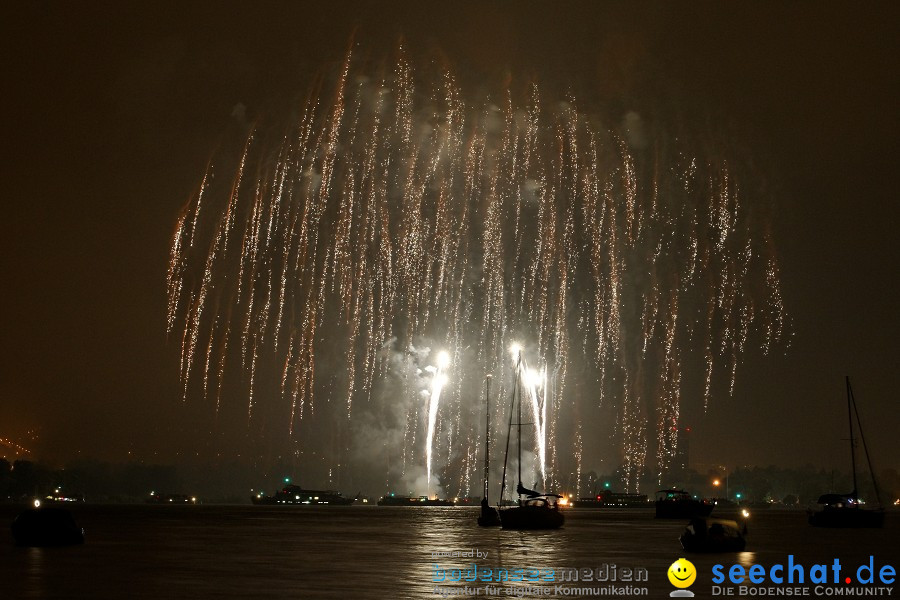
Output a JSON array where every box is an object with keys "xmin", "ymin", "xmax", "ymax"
[
  {"xmin": 808, "ymin": 508, "xmax": 884, "ymax": 528},
  {"xmin": 252, "ymin": 485, "xmax": 355, "ymax": 505},
  {"xmin": 11, "ymin": 508, "xmax": 85, "ymax": 547},
  {"xmin": 478, "ymin": 504, "xmax": 501, "ymax": 527},
  {"xmin": 572, "ymin": 493, "xmax": 649, "ymax": 508},
  {"xmin": 679, "ymin": 518, "xmax": 746, "ymax": 553},
  {"xmin": 252, "ymin": 496, "xmax": 355, "ymax": 505},
  {"xmin": 499, "ymin": 505, "xmax": 564, "ymax": 529}
]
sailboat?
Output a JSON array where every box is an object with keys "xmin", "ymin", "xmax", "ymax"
[
  {"xmin": 478, "ymin": 375, "xmax": 501, "ymax": 527},
  {"xmin": 808, "ymin": 377, "xmax": 885, "ymax": 528},
  {"xmin": 498, "ymin": 352, "xmax": 564, "ymax": 530}
]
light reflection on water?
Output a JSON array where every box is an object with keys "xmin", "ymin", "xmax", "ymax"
[
  {"xmin": 2, "ymin": 506, "xmax": 897, "ymax": 599},
  {"xmin": 24, "ymin": 546, "xmax": 47, "ymax": 599},
  {"xmin": 736, "ymin": 551, "xmax": 757, "ymax": 570}
]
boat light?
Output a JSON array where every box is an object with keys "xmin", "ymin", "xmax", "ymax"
[{"xmin": 741, "ymin": 509, "xmax": 750, "ymax": 519}]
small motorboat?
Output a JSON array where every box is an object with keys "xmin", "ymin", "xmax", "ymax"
[
  {"xmin": 679, "ymin": 516, "xmax": 746, "ymax": 553},
  {"xmin": 11, "ymin": 504, "xmax": 85, "ymax": 547}
]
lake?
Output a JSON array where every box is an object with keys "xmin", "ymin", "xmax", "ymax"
[{"xmin": 2, "ymin": 505, "xmax": 897, "ymax": 598}]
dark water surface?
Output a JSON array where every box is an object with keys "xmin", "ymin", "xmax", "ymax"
[{"xmin": 2, "ymin": 505, "xmax": 897, "ymax": 599}]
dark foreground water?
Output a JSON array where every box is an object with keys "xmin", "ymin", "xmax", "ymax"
[{"xmin": 2, "ymin": 505, "xmax": 898, "ymax": 599}]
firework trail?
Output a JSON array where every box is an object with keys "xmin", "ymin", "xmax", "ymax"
[
  {"xmin": 168, "ymin": 47, "xmax": 788, "ymax": 493},
  {"xmin": 426, "ymin": 351, "xmax": 450, "ymax": 497}
]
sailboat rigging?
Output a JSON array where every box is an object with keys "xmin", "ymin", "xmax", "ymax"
[
  {"xmin": 807, "ymin": 376, "xmax": 884, "ymax": 528},
  {"xmin": 497, "ymin": 351, "xmax": 564, "ymax": 530}
]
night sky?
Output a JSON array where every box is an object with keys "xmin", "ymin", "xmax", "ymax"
[{"xmin": 3, "ymin": 2, "xmax": 898, "ymax": 484}]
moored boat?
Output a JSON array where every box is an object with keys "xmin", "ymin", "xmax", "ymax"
[
  {"xmin": 11, "ymin": 505, "xmax": 85, "ymax": 547},
  {"xmin": 376, "ymin": 495, "xmax": 454, "ymax": 506},
  {"xmin": 808, "ymin": 493, "xmax": 884, "ymax": 528},
  {"xmin": 655, "ymin": 489, "xmax": 714, "ymax": 519},
  {"xmin": 498, "ymin": 350, "xmax": 564, "ymax": 530},
  {"xmin": 679, "ymin": 516, "xmax": 747, "ymax": 553},
  {"xmin": 500, "ymin": 492, "xmax": 564, "ymax": 529},
  {"xmin": 147, "ymin": 493, "xmax": 198, "ymax": 504},
  {"xmin": 572, "ymin": 491, "xmax": 649, "ymax": 508},
  {"xmin": 807, "ymin": 377, "xmax": 884, "ymax": 528},
  {"xmin": 253, "ymin": 484, "xmax": 356, "ymax": 505}
]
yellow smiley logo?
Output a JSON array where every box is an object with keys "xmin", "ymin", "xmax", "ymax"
[{"xmin": 668, "ymin": 558, "xmax": 697, "ymax": 588}]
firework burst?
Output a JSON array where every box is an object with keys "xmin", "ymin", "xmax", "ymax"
[{"xmin": 168, "ymin": 47, "xmax": 788, "ymax": 493}]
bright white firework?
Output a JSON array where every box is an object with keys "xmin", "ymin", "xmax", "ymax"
[
  {"xmin": 426, "ymin": 354, "xmax": 450, "ymax": 498},
  {"xmin": 168, "ymin": 46, "xmax": 789, "ymax": 493}
]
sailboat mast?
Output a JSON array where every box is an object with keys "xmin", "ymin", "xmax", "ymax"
[
  {"xmin": 517, "ymin": 352, "xmax": 523, "ymax": 495},
  {"xmin": 499, "ymin": 371, "xmax": 517, "ymax": 504},
  {"xmin": 483, "ymin": 376, "xmax": 491, "ymax": 501},
  {"xmin": 846, "ymin": 376, "xmax": 858, "ymax": 497},
  {"xmin": 848, "ymin": 378, "xmax": 883, "ymax": 507}
]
